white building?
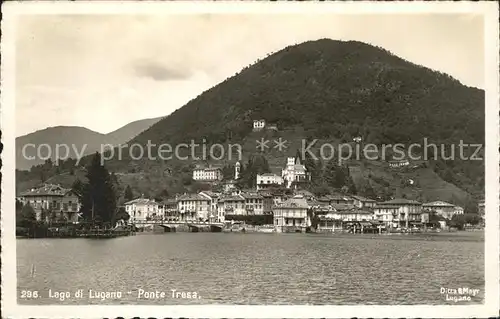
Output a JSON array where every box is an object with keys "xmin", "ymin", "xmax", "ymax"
[
  {"xmin": 218, "ymin": 194, "xmax": 246, "ymax": 220},
  {"xmin": 235, "ymin": 162, "xmax": 241, "ymax": 180},
  {"xmin": 388, "ymin": 159, "xmax": 410, "ymax": 168},
  {"xmin": 199, "ymin": 191, "xmax": 220, "ymax": 222},
  {"xmin": 374, "ymin": 199, "xmax": 423, "ymax": 228},
  {"xmin": 253, "ymin": 119, "xmax": 266, "ymax": 131},
  {"xmin": 192, "ymin": 167, "xmax": 223, "ymax": 182},
  {"xmin": 281, "ymin": 156, "xmax": 310, "ymax": 188},
  {"xmin": 422, "ymin": 201, "xmax": 464, "ymax": 219},
  {"xmin": 19, "ymin": 184, "xmax": 81, "ymax": 223},
  {"xmin": 273, "ymin": 196, "xmax": 310, "ymax": 232},
  {"xmin": 256, "ymin": 173, "xmax": 283, "ymax": 190},
  {"xmin": 177, "ymin": 194, "xmax": 211, "ymax": 222},
  {"xmin": 125, "ymin": 198, "xmax": 160, "ymax": 223}
]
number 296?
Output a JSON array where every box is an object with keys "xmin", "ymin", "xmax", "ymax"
[{"xmin": 20, "ymin": 290, "xmax": 39, "ymax": 299}]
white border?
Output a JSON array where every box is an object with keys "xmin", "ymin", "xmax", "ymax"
[{"xmin": 2, "ymin": 1, "xmax": 499, "ymax": 318}]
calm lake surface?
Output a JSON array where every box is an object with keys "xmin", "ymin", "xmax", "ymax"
[{"xmin": 17, "ymin": 231, "xmax": 484, "ymax": 305}]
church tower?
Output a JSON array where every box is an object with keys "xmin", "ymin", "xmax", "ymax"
[{"xmin": 235, "ymin": 162, "xmax": 241, "ymax": 180}]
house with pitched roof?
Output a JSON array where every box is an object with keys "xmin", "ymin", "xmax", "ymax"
[
  {"xmin": 217, "ymin": 194, "xmax": 246, "ymax": 221},
  {"xmin": 422, "ymin": 201, "xmax": 463, "ymax": 219},
  {"xmin": 19, "ymin": 184, "xmax": 81, "ymax": 222},
  {"xmin": 124, "ymin": 197, "xmax": 160, "ymax": 223},
  {"xmin": 256, "ymin": 173, "xmax": 283, "ymax": 190},
  {"xmin": 374, "ymin": 198, "xmax": 423, "ymax": 228},
  {"xmin": 177, "ymin": 193, "xmax": 211, "ymax": 222},
  {"xmin": 350, "ymin": 195, "xmax": 377, "ymax": 209},
  {"xmin": 272, "ymin": 195, "xmax": 310, "ymax": 232}
]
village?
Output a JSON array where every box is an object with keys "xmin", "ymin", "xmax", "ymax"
[{"xmin": 16, "ymin": 117, "xmax": 485, "ymax": 235}]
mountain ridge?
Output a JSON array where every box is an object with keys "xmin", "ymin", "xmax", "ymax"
[{"xmin": 16, "ymin": 117, "xmax": 163, "ymax": 170}]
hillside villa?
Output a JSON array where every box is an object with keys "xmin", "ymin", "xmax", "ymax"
[
  {"xmin": 253, "ymin": 119, "xmax": 266, "ymax": 131},
  {"xmin": 256, "ymin": 173, "xmax": 283, "ymax": 190},
  {"xmin": 19, "ymin": 184, "xmax": 81, "ymax": 223},
  {"xmin": 192, "ymin": 165, "xmax": 223, "ymax": 182},
  {"xmin": 388, "ymin": 159, "xmax": 410, "ymax": 168},
  {"xmin": 282, "ymin": 156, "xmax": 310, "ymax": 188},
  {"xmin": 422, "ymin": 201, "xmax": 464, "ymax": 219}
]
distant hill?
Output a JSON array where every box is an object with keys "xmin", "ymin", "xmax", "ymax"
[{"xmin": 16, "ymin": 117, "xmax": 162, "ymax": 170}]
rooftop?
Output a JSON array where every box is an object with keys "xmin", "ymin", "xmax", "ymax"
[
  {"xmin": 177, "ymin": 194, "xmax": 209, "ymax": 201},
  {"xmin": 376, "ymin": 198, "xmax": 421, "ymax": 206},
  {"xmin": 275, "ymin": 197, "xmax": 309, "ymax": 209},
  {"xmin": 124, "ymin": 198, "xmax": 158, "ymax": 205},
  {"xmin": 350, "ymin": 195, "xmax": 376, "ymax": 202},
  {"xmin": 20, "ymin": 184, "xmax": 70, "ymax": 197},
  {"xmin": 422, "ymin": 201, "xmax": 455, "ymax": 208}
]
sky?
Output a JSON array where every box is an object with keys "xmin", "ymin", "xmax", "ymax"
[{"xmin": 15, "ymin": 13, "xmax": 484, "ymax": 137}]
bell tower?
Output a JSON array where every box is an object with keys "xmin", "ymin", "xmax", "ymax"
[{"xmin": 235, "ymin": 162, "xmax": 241, "ymax": 180}]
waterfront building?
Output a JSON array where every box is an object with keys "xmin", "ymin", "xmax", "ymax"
[
  {"xmin": 422, "ymin": 201, "xmax": 463, "ymax": 219},
  {"xmin": 374, "ymin": 199, "xmax": 423, "ymax": 228},
  {"xmin": 199, "ymin": 191, "xmax": 221, "ymax": 222},
  {"xmin": 273, "ymin": 195, "xmax": 310, "ymax": 232},
  {"xmin": 242, "ymin": 192, "xmax": 264, "ymax": 215},
  {"xmin": 350, "ymin": 195, "xmax": 376, "ymax": 209},
  {"xmin": 256, "ymin": 173, "xmax": 283, "ymax": 190},
  {"xmin": 218, "ymin": 194, "xmax": 246, "ymax": 221},
  {"xmin": 192, "ymin": 165, "xmax": 223, "ymax": 182},
  {"xmin": 316, "ymin": 208, "xmax": 374, "ymax": 232},
  {"xmin": 159, "ymin": 198, "xmax": 178, "ymax": 222},
  {"xmin": 125, "ymin": 198, "xmax": 160, "ymax": 223},
  {"xmin": 258, "ymin": 191, "xmax": 274, "ymax": 214},
  {"xmin": 177, "ymin": 194, "xmax": 210, "ymax": 222},
  {"xmin": 19, "ymin": 184, "xmax": 81, "ymax": 223},
  {"xmin": 281, "ymin": 156, "xmax": 310, "ymax": 188}
]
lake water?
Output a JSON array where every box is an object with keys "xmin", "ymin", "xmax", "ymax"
[{"xmin": 17, "ymin": 231, "xmax": 484, "ymax": 305}]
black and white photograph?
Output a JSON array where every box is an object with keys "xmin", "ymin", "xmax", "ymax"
[{"xmin": 2, "ymin": 1, "xmax": 499, "ymax": 318}]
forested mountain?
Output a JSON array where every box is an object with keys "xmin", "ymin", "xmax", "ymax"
[{"xmin": 109, "ymin": 39, "xmax": 484, "ymax": 198}]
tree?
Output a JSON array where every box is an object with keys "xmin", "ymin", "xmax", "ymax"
[
  {"xmin": 361, "ymin": 182, "xmax": 377, "ymax": 199},
  {"xmin": 238, "ymin": 155, "xmax": 270, "ymax": 189},
  {"xmin": 221, "ymin": 164, "xmax": 235, "ymax": 181},
  {"xmin": 124, "ymin": 185, "xmax": 134, "ymax": 201},
  {"xmin": 80, "ymin": 152, "xmax": 117, "ymax": 225},
  {"xmin": 18, "ymin": 203, "xmax": 36, "ymax": 228},
  {"xmin": 346, "ymin": 175, "xmax": 357, "ymax": 195},
  {"xmin": 114, "ymin": 207, "xmax": 130, "ymax": 224}
]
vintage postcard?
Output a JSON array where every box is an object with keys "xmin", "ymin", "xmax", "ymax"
[{"xmin": 1, "ymin": 1, "xmax": 499, "ymax": 318}]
